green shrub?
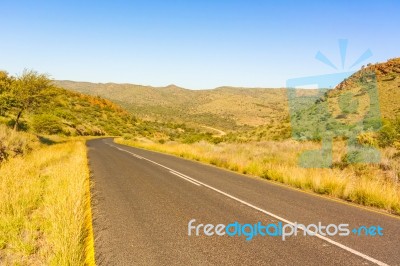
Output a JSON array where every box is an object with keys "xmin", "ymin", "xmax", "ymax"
[
  {"xmin": 378, "ymin": 121, "xmax": 398, "ymax": 147},
  {"xmin": 7, "ymin": 119, "xmax": 29, "ymax": 131},
  {"xmin": 32, "ymin": 114, "xmax": 64, "ymax": 134}
]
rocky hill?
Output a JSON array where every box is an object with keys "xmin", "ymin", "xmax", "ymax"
[{"xmin": 335, "ymin": 57, "xmax": 400, "ymax": 119}]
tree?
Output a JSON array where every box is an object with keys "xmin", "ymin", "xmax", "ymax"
[
  {"xmin": 11, "ymin": 70, "xmax": 53, "ymax": 130},
  {"xmin": 0, "ymin": 71, "xmax": 14, "ymax": 116}
]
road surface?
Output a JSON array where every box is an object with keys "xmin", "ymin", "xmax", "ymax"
[{"xmin": 87, "ymin": 138, "xmax": 400, "ymax": 265}]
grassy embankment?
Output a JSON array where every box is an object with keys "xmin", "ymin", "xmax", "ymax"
[
  {"xmin": 115, "ymin": 137, "xmax": 400, "ymax": 215},
  {"xmin": 0, "ymin": 125, "xmax": 95, "ymax": 265}
]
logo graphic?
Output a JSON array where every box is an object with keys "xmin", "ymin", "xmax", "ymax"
[
  {"xmin": 286, "ymin": 39, "xmax": 382, "ymax": 168},
  {"xmin": 188, "ymin": 219, "xmax": 384, "ymax": 241}
]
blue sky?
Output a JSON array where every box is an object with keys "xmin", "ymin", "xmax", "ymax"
[{"xmin": 1, "ymin": 0, "xmax": 399, "ymax": 89}]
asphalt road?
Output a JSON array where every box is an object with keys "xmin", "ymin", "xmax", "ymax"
[{"xmin": 87, "ymin": 138, "xmax": 400, "ymax": 266}]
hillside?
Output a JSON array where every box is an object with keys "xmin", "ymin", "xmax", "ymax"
[
  {"xmin": 54, "ymin": 58, "xmax": 400, "ymax": 143},
  {"xmin": 290, "ymin": 58, "xmax": 400, "ymax": 148},
  {"xmin": 54, "ymin": 81, "xmax": 289, "ymax": 131},
  {"xmin": 0, "ymin": 71, "xmax": 136, "ymax": 137},
  {"xmin": 335, "ymin": 57, "xmax": 400, "ymax": 119},
  {"xmin": 33, "ymin": 88, "xmax": 137, "ymax": 136}
]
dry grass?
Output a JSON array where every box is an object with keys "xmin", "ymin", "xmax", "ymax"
[
  {"xmin": 116, "ymin": 137, "xmax": 400, "ymax": 215},
  {"xmin": 0, "ymin": 138, "xmax": 95, "ymax": 265},
  {"xmin": 0, "ymin": 125, "xmax": 40, "ymax": 162}
]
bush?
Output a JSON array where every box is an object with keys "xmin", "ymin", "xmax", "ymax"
[
  {"xmin": 0, "ymin": 124, "xmax": 39, "ymax": 162},
  {"xmin": 7, "ymin": 119, "xmax": 29, "ymax": 131},
  {"xmin": 378, "ymin": 121, "xmax": 398, "ymax": 147},
  {"xmin": 357, "ymin": 132, "xmax": 378, "ymax": 147},
  {"xmin": 123, "ymin": 133, "xmax": 134, "ymax": 140},
  {"xmin": 32, "ymin": 114, "xmax": 64, "ymax": 134}
]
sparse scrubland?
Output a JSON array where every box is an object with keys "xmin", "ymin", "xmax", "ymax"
[
  {"xmin": 115, "ymin": 58, "xmax": 400, "ymax": 215},
  {"xmin": 1, "ymin": 57, "xmax": 400, "ymax": 264},
  {"xmin": 0, "ymin": 70, "xmax": 136, "ymax": 137},
  {"xmin": 0, "ymin": 131, "xmax": 95, "ymax": 265},
  {"xmin": 55, "ymin": 80, "xmax": 289, "ymax": 131}
]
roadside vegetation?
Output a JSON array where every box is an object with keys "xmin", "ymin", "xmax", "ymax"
[
  {"xmin": 0, "ymin": 124, "xmax": 39, "ymax": 162},
  {"xmin": 115, "ymin": 58, "xmax": 400, "ymax": 215},
  {"xmin": 0, "ymin": 131, "xmax": 95, "ymax": 265},
  {"xmin": 0, "ymin": 70, "xmax": 121, "ymax": 265},
  {"xmin": 116, "ymin": 137, "xmax": 400, "ymax": 214}
]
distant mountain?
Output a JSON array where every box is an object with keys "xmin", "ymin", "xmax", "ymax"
[
  {"xmin": 54, "ymin": 57, "xmax": 400, "ymax": 141},
  {"xmin": 54, "ymin": 81, "xmax": 289, "ymax": 132}
]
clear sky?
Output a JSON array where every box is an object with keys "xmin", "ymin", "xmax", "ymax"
[{"xmin": 1, "ymin": 0, "xmax": 399, "ymax": 89}]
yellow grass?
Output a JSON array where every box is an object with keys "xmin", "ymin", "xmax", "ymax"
[
  {"xmin": 116, "ymin": 138, "xmax": 400, "ymax": 215},
  {"xmin": 0, "ymin": 139, "xmax": 95, "ymax": 265}
]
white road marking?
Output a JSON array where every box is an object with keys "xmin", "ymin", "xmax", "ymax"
[
  {"xmin": 107, "ymin": 142, "xmax": 200, "ymax": 186},
  {"xmin": 169, "ymin": 171, "xmax": 201, "ymax": 186},
  {"xmin": 105, "ymin": 141, "xmax": 389, "ymax": 266},
  {"xmin": 169, "ymin": 170, "xmax": 202, "ymax": 184},
  {"xmin": 105, "ymin": 142, "xmax": 144, "ymax": 159}
]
